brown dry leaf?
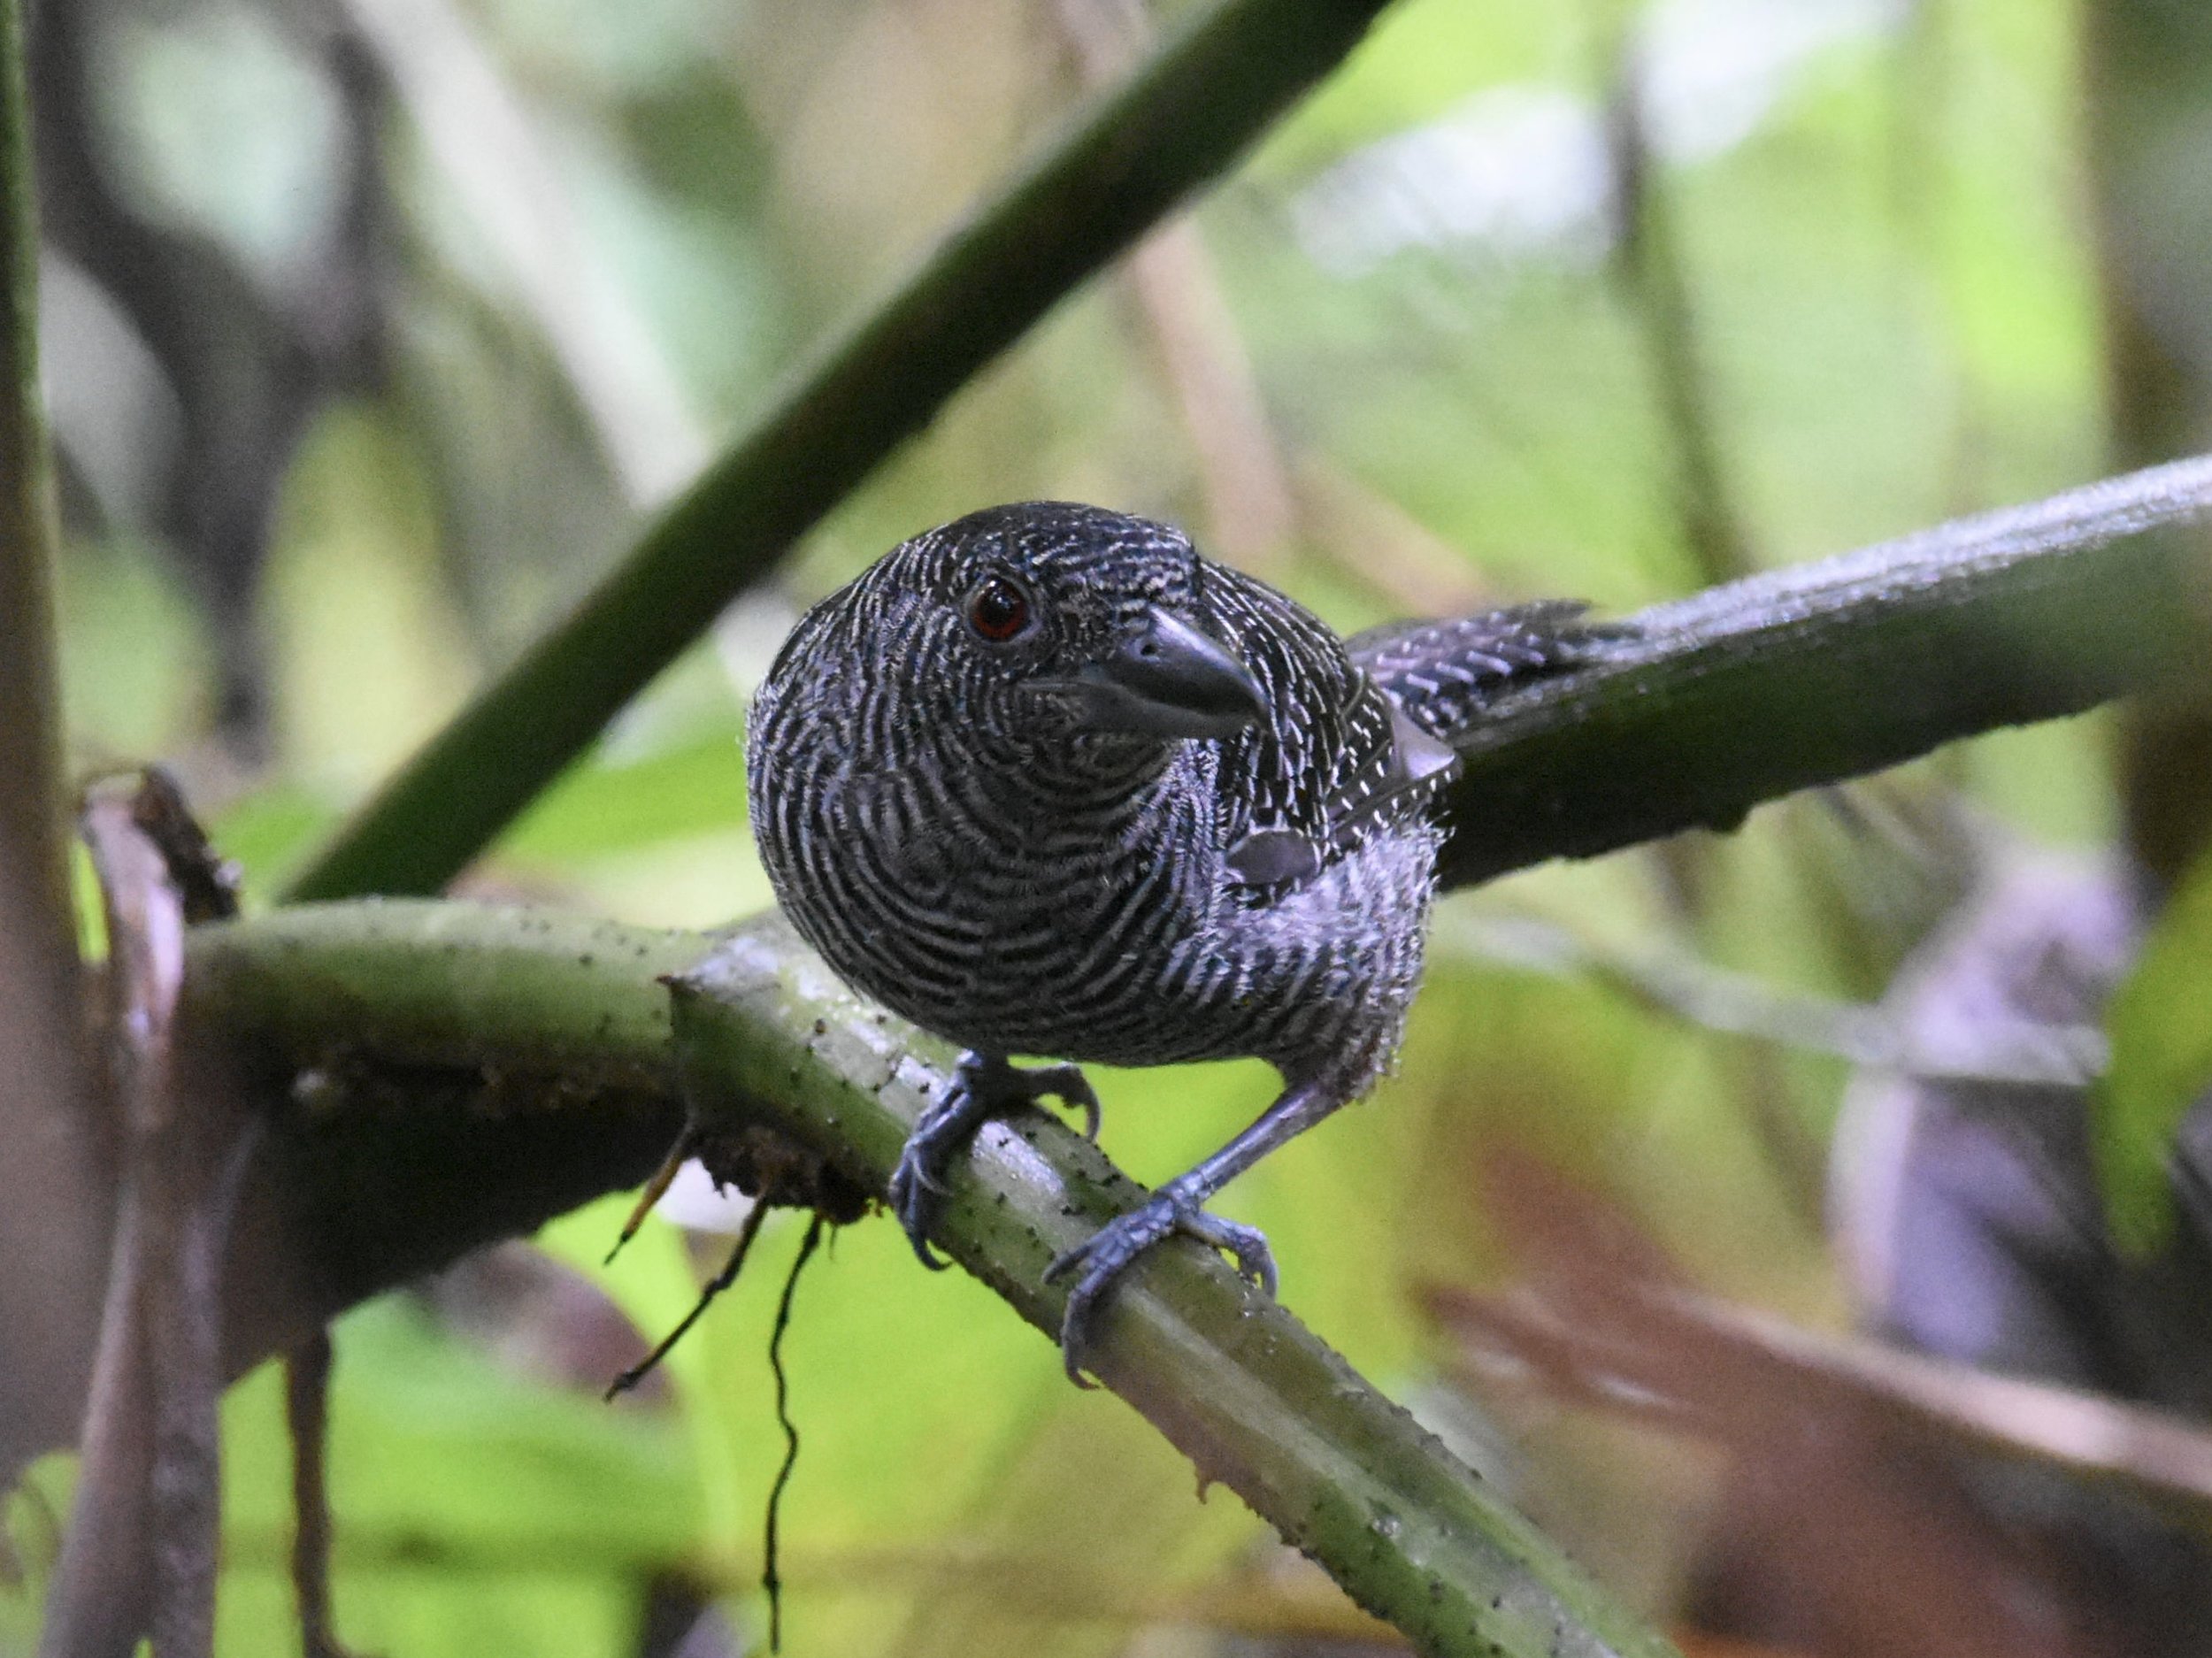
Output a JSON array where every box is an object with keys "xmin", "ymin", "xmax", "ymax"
[{"xmin": 1429, "ymin": 1151, "xmax": 2212, "ymax": 1658}]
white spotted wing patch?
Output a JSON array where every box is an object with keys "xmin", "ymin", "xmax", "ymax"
[
  {"xmin": 1202, "ymin": 567, "xmax": 1465, "ymax": 891},
  {"xmin": 1349, "ymin": 601, "xmax": 1601, "ymax": 738}
]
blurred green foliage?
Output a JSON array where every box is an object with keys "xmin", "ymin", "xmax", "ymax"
[
  {"xmin": 2098, "ymin": 846, "xmax": 2212, "ymax": 1256},
  {"xmin": 16, "ymin": 0, "xmax": 2156, "ymax": 1651}
]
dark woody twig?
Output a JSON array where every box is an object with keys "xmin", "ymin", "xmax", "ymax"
[{"xmin": 42, "ymin": 781, "xmax": 260, "ymax": 1658}]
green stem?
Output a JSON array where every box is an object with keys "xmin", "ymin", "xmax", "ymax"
[
  {"xmin": 283, "ymin": 0, "xmax": 1400, "ymax": 903},
  {"xmin": 180, "ymin": 902, "xmax": 1672, "ymax": 1658},
  {"xmin": 2081, "ymin": 0, "xmax": 2212, "ymax": 888},
  {"xmin": 1437, "ymin": 450, "xmax": 2212, "ymax": 888},
  {"xmin": 0, "ymin": 0, "xmax": 74, "ymax": 1001}
]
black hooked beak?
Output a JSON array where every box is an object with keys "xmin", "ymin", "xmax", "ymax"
[{"xmin": 1043, "ymin": 606, "xmax": 1268, "ymax": 738}]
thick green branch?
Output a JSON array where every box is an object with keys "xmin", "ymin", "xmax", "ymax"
[
  {"xmin": 1437, "ymin": 451, "xmax": 2212, "ymax": 887},
  {"xmin": 283, "ymin": 0, "xmax": 1400, "ymax": 904},
  {"xmin": 180, "ymin": 902, "xmax": 1671, "ymax": 1658}
]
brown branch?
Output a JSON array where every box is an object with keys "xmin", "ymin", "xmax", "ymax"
[
  {"xmin": 43, "ymin": 779, "xmax": 258, "ymax": 1658},
  {"xmin": 36, "ymin": 1200, "xmax": 152, "ymax": 1658},
  {"xmin": 1427, "ymin": 1155, "xmax": 2212, "ymax": 1527},
  {"xmin": 42, "ymin": 793, "xmax": 188, "ymax": 1658},
  {"xmin": 286, "ymin": 1332, "xmax": 349, "ymax": 1658}
]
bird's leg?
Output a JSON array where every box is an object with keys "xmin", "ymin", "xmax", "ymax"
[
  {"xmin": 887, "ymin": 1050, "xmax": 1102, "ymax": 1269},
  {"xmin": 1044, "ymin": 1077, "xmax": 1340, "ymax": 1386}
]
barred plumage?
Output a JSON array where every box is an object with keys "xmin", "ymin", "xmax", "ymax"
[
  {"xmin": 1350, "ymin": 601, "xmax": 1590, "ymax": 736},
  {"xmin": 746, "ymin": 502, "xmax": 1584, "ymax": 1378}
]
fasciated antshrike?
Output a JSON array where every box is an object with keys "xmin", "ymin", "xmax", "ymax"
[{"xmin": 747, "ymin": 502, "xmax": 1585, "ymax": 1382}]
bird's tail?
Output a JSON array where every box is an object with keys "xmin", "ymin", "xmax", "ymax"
[{"xmin": 1349, "ymin": 600, "xmax": 1613, "ymax": 741}]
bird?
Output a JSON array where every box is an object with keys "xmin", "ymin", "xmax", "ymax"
[{"xmin": 745, "ymin": 502, "xmax": 1589, "ymax": 1383}]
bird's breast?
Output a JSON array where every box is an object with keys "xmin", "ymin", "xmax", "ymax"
[
  {"xmin": 754, "ymin": 736, "xmax": 1206, "ymax": 1057},
  {"xmin": 752, "ymin": 713, "xmax": 1440, "ymax": 1086}
]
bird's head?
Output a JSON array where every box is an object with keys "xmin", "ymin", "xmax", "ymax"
[{"xmin": 819, "ymin": 502, "xmax": 1270, "ymax": 748}]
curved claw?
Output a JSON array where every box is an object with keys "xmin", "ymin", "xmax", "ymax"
[
  {"xmin": 907, "ymin": 1158, "xmax": 952, "ymax": 1197},
  {"xmin": 886, "ymin": 1079, "xmax": 985, "ymax": 1269},
  {"xmin": 886, "ymin": 1153, "xmax": 953, "ymax": 1270},
  {"xmin": 1016, "ymin": 1063, "xmax": 1102, "ymax": 1140},
  {"xmin": 887, "ymin": 1054, "xmax": 1103, "ymax": 1270},
  {"xmin": 1043, "ymin": 1188, "xmax": 1278, "ymax": 1386}
]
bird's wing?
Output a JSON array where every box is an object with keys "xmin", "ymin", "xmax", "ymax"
[
  {"xmin": 1349, "ymin": 600, "xmax": 1601, "ymax": 741},
  {"xmin": 1200, "ymin": 567, "xmax": 1463, "ymax": 887}
]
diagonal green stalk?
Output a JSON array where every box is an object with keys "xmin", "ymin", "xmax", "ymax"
[
  {"xmin": 1436, "ymin": 451, "xmax": 2212, "ymax": 888},
  {"xmin": 283, "ymin": 0, "xmax": 1401, "ymax": 903},
  {"xmin": 180, "ymin": 901, "xmax": 1674, "ymax": 1658},
  {"xmin": 0, "ymin": 0, "xmax": 75, "ymax": 999}
]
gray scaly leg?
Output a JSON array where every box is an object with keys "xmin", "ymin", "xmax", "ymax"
[{"xmin": 1044, "ymin": 1077, "xmax": 1340, "ymax": 1386}]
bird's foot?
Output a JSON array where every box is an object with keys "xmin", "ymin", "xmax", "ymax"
[
  {"xmin": 887, "ymin": 1053, "xmax": 1102, "ymax": 1270},
  {"xmin": 1043, "ymin": 1180, "xmax": 1276, "ymax": 1387},
  {"xmin": 1003, "ymin": 1062, "xmax": 1103, "ymax": 1141}
]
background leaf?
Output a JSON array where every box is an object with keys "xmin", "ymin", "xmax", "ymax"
[{"xmin": 2097, "ymin": 848, "xmax": 2212, "ymax": 1255}]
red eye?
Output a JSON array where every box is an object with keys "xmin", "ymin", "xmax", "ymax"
[{"xmin": 966, "ymin": 577, "xmax": 1030, "ymax": 641}]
